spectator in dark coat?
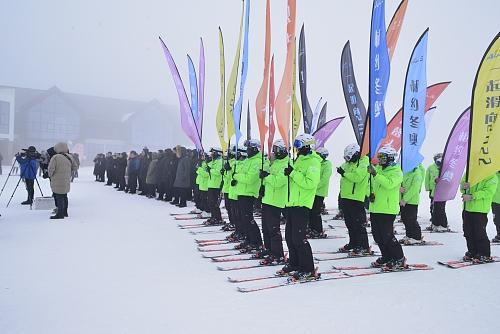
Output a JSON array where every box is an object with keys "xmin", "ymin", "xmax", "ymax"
[
  {"xmin": 127, "ymin": 151, "xmax": 140, "ymax": 194},
  {"xmin": 138, "ymin": 147, "xmax": 151, "ymax": 194},
  {"xmin": 172, "ymin": 146, "xmax": 192, "ymax": 208},
  {"xmin": 116, "ymin": 152, "xmax": 128, "ymax": 191},
  {"xmin": 145, "ymin": 152, "xmax": 160, "ymax": 198},
  {"xmin": 105, "ymin": 152, "xmax": 114, "ymax": 186}
]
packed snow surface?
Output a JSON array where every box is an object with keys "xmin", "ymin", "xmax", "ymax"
[{"xmin": 1, "ymin": 168, "xmax": 499, "ymax": 334}]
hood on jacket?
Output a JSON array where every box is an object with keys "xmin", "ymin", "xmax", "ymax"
[{"xmin": 54, "ymin": 142, "xmax": 69, "ymax": 154}]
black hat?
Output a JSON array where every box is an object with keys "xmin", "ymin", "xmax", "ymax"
[{"xmin": 22, "ymin": 146, "xmax": 36, "ymax": 153}]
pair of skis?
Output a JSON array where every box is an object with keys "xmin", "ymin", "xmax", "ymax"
[
  {"xmin": 234, "ymin": 264, "xmax": 433, "ymax": 293},
  {"xmin": 438, "ymin": 256, "xmax": 500, "ymax": 269}
]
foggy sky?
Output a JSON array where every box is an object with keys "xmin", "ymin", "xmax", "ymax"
[{"xmin": 1, "ymin": 0, "xmax": 499, "ymax": 167}]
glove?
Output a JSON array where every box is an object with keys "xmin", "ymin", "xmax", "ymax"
[
  {"xmin": 205, "ymin": 166, "xmax": 211, "ymax": 172},
  {"xmin": 231, "ymin": 179, "xmax": 237, "ymax": 187},
  {"xmin": 284, "ymin": 166, "xmax": 293, "ymax": 176},
  {"xmin": 220, "ymin": 169, "xmax": 225, "ymax": 175},
  {"xmin": 224, "ymin": 162, "xmax": 231, "ymax": 171},
  {"xmin": 462, "ymin": 194, "xmax": 473, "ymax": 202},
  {"xmin": 367, "ymin": 165, "xmax": 377, "ymax": 176},
  {"xmin": 259, "ymin": 185, "xmax": 265, "ymax": 197},
  {"xmin": 336, "ymin": 167, "xmax": 345, "ymax": 176},
  {"xmin": 399, "ymin": 199, "xmax": 407, "ymax": 207},
  {"xmin": 259, "ymin": 170, "xmax": 270, "ymax": 179}
]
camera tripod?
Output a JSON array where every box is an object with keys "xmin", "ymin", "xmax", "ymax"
[{"xmin": 1, "ymin": 159, "xmax": 44, "ymax": 208}]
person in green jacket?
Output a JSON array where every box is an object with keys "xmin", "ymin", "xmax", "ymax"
[
  {"xmin": 195, "ymin": 154, "xmax": 211, "ymax": 219},
  {"xmin": 368, "ymin": 146, "xmax": 406, "ymax": 270},
  {"xmin": 259, "ymin": 139, "xmax": 289, "ymax": 265},
  {"xmin": 461, "ymin": 174, "xmax": 498, "ymax": 262},
  {"xmin": 399, "ymin": 164, "xmax": 425, "ymax": 244},
  {"xmin": 221, "ymin": 146, "xmax": 236, "ymax": 232},
  {"xmin": 425, "ymin": 153, "xmax": 449, "ymax": 231},
  {"xmin": 205, "ymin": 148, "xmax": 224, "ymax": 225},
  {"xmin": 337, "ymin": 143, "xmax": 370, "ymax": 254},
  {"xmin": 307, "ymin": 147, "xmax": 332, "ymax": 238},
  {"xmin": 277, "ymin": 133, "xmax": 321, "ymax": 281},
  {"xmin": 492, "ymin": 171, "xmax": 500, "ymax": 243},
  {"xmin": 226, "ymin": 147, "xmax": 247, "ymax": 242},
  {"xmin": 232, "ymin": 139, "xmax": 267, "ymax": 253}
]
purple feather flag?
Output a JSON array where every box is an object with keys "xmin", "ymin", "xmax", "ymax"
[
  {"xmin": 198, "ymin": 38, "xmax": 205, "ymax": 139},
  {"xmin": 159, "ymin": 37, "xmax": 203, "ymax": 151},
  {"xmin": 312, "ymin": 117, "xmax": 345, "ymax": 149},
  {"xmin": 434, "ymin": 108, "xmax": 470, "ymax": 201}
]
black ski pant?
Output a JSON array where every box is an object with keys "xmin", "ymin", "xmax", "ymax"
[
  {"xmin": 193, "ymin": 186, "xmax": 201, "ymax": 209},
  {"xmin": 224, "ymin": 194, "xmax": 233, "ymax": 224},
  {"xmin": 208, "ymin": 188, "xmax": 222, "ymax": 222},
  {"xmin": 285, "ymin": 207, "xmax": 314, "ymax": 273},
  {"xmin": 25, "ymin": 179, "xmax": 35, "ymax": 202},
  {"xmin": 199, "ymin": 190, "xmax": 209, "ymax": 212},
  {"xmin": 262, "ymin": 204, "xmax": 284, "ymax": 258},
  {"xmin": 370, "ymin": 213, "xmax": 404, "ymax": 262},
  {"xmin": 227, "ymin": 197, "xmax": 240, "ymax": 231},
  {"xmin": 128, "ymin": 172, "xmax": 138, "ymax": 193},
  {"xmin": 493, "ymin": 203, "xmax": 500, "ymax": 237},
  {"xmin": 429, "ymin": 194, "xmax": 434, "ymax": 217},
  {"xmin": 308, "ymin": 196, "xmax": 324, "ymax": 233},
  {"xmin": 53, "ymin": 193, "xmax": 68, "ymax": 217},
  {"xmin": 337, "ymin": 193, "xmax": 344, "ymax": 217},
  {"xmin": 462, "ymin": 210, "xmax": 490, "ymax": 257},
  {"xmin": 431, "ymin": 201, "xmax": 448, "ymax": 227},
  {"xmin": 238, "ymin": 196, "xmax": 262, "ymax": 246},
  {"xmin": 176, "ymin": 187, "xmax": 188, "ymax": 206},
  {"xmin": 342, "ymin": 198, "xmax": 369, "ymax": 249},
  {"xmin": 401, "ymin": 204, "xmax": 422, "ymax": 240}
]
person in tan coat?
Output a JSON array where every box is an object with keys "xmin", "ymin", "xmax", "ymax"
[{"xmin": 48, "ymin": 142, "xmax": 78, "ymax": 219}]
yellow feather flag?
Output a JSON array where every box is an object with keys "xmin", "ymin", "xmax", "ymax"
[
  {"xmin": 216, "ymin": 28, "xmax": 227, "ymax": 152},
  {"xmin": 292, "ymin": 38, "xmax": 302, "ymax": 141},
  {"xmin": 225, "ymin": 3, "xmax": 244, "ymax": 142},
  {"xmin": 467, "ymin": 33, "xmax": 500, "ymax": 186}
]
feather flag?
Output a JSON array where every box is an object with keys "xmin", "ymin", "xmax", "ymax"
[
  {"xmin": 233, "ymin": 0, "xmax": 251, "ymax": 147},
  {"xmin": 225, "ymin": 3, "xmax": 245, "ymax": 143},
  {"xmin": 298, "ymin": 24, "xmax": 313, "ymax": 134},
  {"xmin": 187, "ymin": 55, "xmax": 199, "ymax": 132},
  {"xmin": 292, "ymin": 38, "xmax": 301, "ymax": 141},
  {"xmin": 268, "ymin": 55, "xmax": 276, "ymax": 155},
  {"xmin": 215, "ymin": 28, "xmax": 227, "ymax": 151},
  {"xmin": 275, "ymin": 0, "xmax": 297, "ymax": 147},
  {"xmin": 401, "ymin": 29, "xmax": 429, "ymax": 173},
  {"xmin": 318, "ymin": 102, "xmax": 327, "ymax": 130},
  {"xmin": 255, "ymin": 0, "xmax": 271, "ymax": 150},
  {"xmin": 246, "ymin": 101, "xmax": 251, "ymax": 142},
  {"xmin": 368, "ymin": 0, "xmax": 390, "ymax": 158},
  {"xmin": 341, "ymin": 41, "xmax": 367, "ymax": 145},
  {"xmin": 313, "ymin": 117, "xmax": 345, "ymax": 149},
  {"xmin": 159, "ymin": 37, "xmax": 202, "ymax": 151},
  {"xmin": 386, "ymin": 0, "xmax": 409, "ymax": 61},
  {"xmin": 434, "ymin": 108, "xmax": 471, "ymax": 201},
  {"xmin": 198, "ymin": 38, "xmax": 205, "ymax": 139},
  {"xmin": 466, "ymin": 32, "xmax": 500, "ymax": 185},
  {"xmin": 311, "ymin": 97, "xmax": 323, "ymax": 134}
]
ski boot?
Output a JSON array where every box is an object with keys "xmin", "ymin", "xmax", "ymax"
[
  {"xmin": 308, "ymin": 230, "xmax": 328, "ymax": 239},
  {"xmin": 349, "ymin": 247, "xmax": 373, "ymax": 257},
  {"xmin": 260, "ymin": 255, "xmax": 286, "ymax": 266},
  {"xmin": 382, "ymin": 257, "xmax": 408, "ymax": 271},
  {"xmin": 398, "ymin": 236, "xmax": 409, "ymax": 244},
  {"xmin": 425, "ymin": 224, "xmax": 437, "ymax": 231},
  {"xmin": 403, "ymin": 237, "xmax": 425, "ymax": 245},
  {"xmin": 492, "ymin": 235, "xmax": 500, "ymax": 244},
  {"xmin": 332, "ymin": 212, "xmax": 344, "ymax": 220},
  {"xmin": 276, "ymin": 263, "xmax": 298, "ymax": 277},
  {"xmin": 371, "ymin": 257, "xmax": 389, "ymax": 268},
  {"xmin": 203, "ymin": 218, "xmax": 216, "ymax": 226},
  {"xmin": 434, "ymin": 226, "xmax": 450, "ymax": 233},
  {"xmin": 338, "ymin": 244, "xmax": 354, "ymax": 253},
  {"xmin": 234, "ymin": 241, "xmax": 249, "ymax": 250},
  {"xmin": 251, "ymin": 248, "xmax": 270, "ymax": 259},
  {"xmin": 189, "ymin": 208, "xmax": 202, "ymax": 214},
  {"xmin": 240, "ymin": 244, "xmax": 260, "ymax": 254},
  {"xmin": 288, "ymin": 268, "xmax": 321, "ymax": 283},
  {"xmin": 473, "ymin": 255, "xmax": 494, "ymax": 264},
  {"xmin": 463, "ymin": 251, "xmax": 474, "ymax": 262}
]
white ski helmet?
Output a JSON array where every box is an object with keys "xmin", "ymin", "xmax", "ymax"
[
  {"xmin": 273, "ymin": 139, "xmax": 287, "ymax": 150},
  {"xmin": 344, "ymin": 143, "xmax": 360, "ymax": 161},
  {"xmin": 293, "ymin": 133, "xmax": 316, "ymax": 149},
  {"xmin": 378, "ymin": 146, "xmax": 398, "ymax": 165},
  {"xmin": 316, "ymin": 147, "xmax": 329, "ymax": 159},
  {"xmin": 272, "ymin": 139, "xmax": 288, "ymax": 158}
]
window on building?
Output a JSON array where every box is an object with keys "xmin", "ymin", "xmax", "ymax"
[{"xmin": 0, "ymin": 101, "xmax": 10, "ymax": 135}]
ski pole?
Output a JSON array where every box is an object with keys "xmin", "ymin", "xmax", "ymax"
[{"xmin": 0, "ymin": 159, "xmax": 17, "ymax": 198}]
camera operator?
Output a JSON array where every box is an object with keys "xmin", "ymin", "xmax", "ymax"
[{"xmin": 15, "ymin": 146, "xmax": 40, "ymax": 205}]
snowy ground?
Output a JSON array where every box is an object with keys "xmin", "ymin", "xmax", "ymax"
[{"xmin": 0, "ymin": 167, "xmax": 499, "ymax": 334}]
